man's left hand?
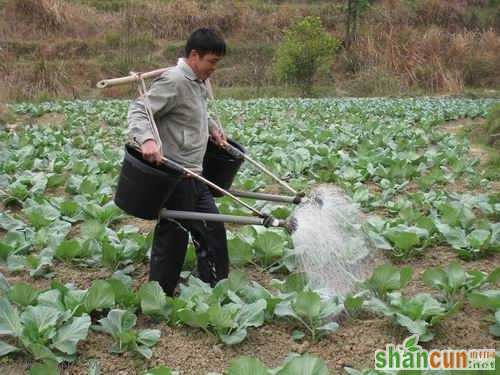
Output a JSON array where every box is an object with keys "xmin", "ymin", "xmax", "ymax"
[{"xmin": 209, "ymin": 127, "xmax": 227, "ymax": 147}]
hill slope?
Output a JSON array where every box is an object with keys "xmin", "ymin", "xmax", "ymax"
[{"xmin": 0, "ymin": 0, "xmax": 499, "ymax": 101}]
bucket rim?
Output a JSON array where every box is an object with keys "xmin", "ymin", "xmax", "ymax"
[
  {"xmin": 205, "ymin": 138, "xmax": 245, "ymax": 160},
  {"xmin": 124, "ymin": 144, "xmax": 183, "ymax": 177}
]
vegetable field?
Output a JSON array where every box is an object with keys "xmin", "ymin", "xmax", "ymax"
[{"xmin": 0, "ymin": 98, "xmax": 499, "ymax": 374}]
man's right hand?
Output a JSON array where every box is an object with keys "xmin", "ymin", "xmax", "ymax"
[{"xmin": 141, "ymin": 139, "xmax": 162, "ymax": 165}]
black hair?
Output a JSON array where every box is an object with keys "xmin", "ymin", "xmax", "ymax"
[{"xmin": 185, "ymin": 28, "xmax": 226, "ymax": 58}]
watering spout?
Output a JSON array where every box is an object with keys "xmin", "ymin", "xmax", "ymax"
[{"xmin": 284, "ymin": 216, "xmax": 299, "ymax": 233}]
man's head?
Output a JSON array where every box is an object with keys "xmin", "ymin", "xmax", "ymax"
[{"xmin": 185, "ymin": 28, "xmax": 226, "ymax": 81}]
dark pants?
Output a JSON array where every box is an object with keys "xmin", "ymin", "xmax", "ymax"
[{"xmin": 149, "ymin": 177, "xmax": 229, "ymax": 296}]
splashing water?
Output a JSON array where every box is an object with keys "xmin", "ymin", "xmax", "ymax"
[{"xmin": 291, "ymin": 184, "xmax": 383, "ymax": 296}]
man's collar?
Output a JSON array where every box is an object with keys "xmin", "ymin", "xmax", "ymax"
[{"xmin": 177, "ymin": 58, "xmax": 203, "ymax": 82}]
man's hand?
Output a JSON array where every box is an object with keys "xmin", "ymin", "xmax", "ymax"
[
  {"xmin": 209, "ymin": 126, "xmax": 227, "ymax": 147},
  {"xmin": 141, "ymin": 139, "xmax": 162, "ymax": 165}
]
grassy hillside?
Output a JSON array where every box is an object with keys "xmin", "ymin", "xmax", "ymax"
[{"xmin": 0, "ymin": 0, "xmax": 499, "ymax": 101}]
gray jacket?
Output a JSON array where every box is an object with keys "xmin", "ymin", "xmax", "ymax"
[{"xmin": 127, "ymin": 58, "xmax": 218, "ymax": 172}]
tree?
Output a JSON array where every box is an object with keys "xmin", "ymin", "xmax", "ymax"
[{"xmin": 274, "ymin": 17, "xmax": 339, "ymax": 96}]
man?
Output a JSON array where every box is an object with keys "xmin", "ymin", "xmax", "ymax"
[{"xmin": 128, "ymin": 28, "xmax": 229, "ymax": 296}]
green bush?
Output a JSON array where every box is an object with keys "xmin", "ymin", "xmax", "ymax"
[
  {"xmin": 274, "ymin": 16, "xmax": 339, "ymax": 96},
  {"xmin": 485, "ymin": 103, "xmax": 500, "ymax": 146}
]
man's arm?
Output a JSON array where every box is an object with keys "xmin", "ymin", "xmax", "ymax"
[
  {"xmin": 208, "ymin": 114, "xmax": 226, "ymax": 146},
  {"xmin": 128, "ymin": 74, "xmax": 177, "ymax": 163}
]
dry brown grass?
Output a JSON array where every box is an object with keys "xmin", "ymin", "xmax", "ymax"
[
  {"xmin": 5, "ymin": 0, "xmax": 68, "ymax": 31},
  {"xmin": 142, "ymin": 0, "xmax": 241, "ymax": 40},
  {"xmin": 128, "ymin": 0, "xmax": 316, "ymax": 43},
  {"xmin": 1, "ymin": 0, "xmax": 105, "ymax": 40},
  {"xmin": 0, "ymin": 33, "xmax": 109, "ymax": 100},
  {"xmin": 0, "ymin": 0, "xmax": 499, "ymax": 101},
  {"xmin": 352, "ymin": 12, "xmax": 500, "ymax": 94},
  {"xmin": 1, "ymin": 52, "xmax": 75, "ymax": 101}
]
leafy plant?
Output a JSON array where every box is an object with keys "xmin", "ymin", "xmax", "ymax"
[
  {"xmin": 172, "ymin": 273, "xmax": 270, "ymax": 345},
  {"xmin": 3, "ymin": 182, "xmax": 30, "ymax": 205},
  {"xmin": 83, "ymin": 201, "xmax": 125, "ymax": 225},
  {"xmin": 433, "ymin": 201, "xmax": 499, "ymax": 259},
  {"xmin": 0, "ymin": 297, "xmax": 91, "ymax": 362},
  {"xmin": 274, "ymin": 290, "xmax": 341, "ymax": 341},
  {"xmin": 142, "ymin": 365, "xmax": 176, "ymax": 375},
  {"xmin": 227, "ymin": 235, "xmax": 254, "ymax": 267},
  {"xmin": 423, "ymin": 262, "xmax": 500, "ymax": 305},
  {"xmin": 138, "ymin": 281, "xmax": 171, "ymax": 320},
  {"xmin": 225, "ymin": 353, "xmax": 330, "ymax": 375},
  {"xmin": 8, "ymin": 282, "xmax": 39, "ymax": 307},
  {"xmin": 363, "ymin": 292, "xmax": 458, "ymax": 342},
  {"xmin": 253, "ymin": 230, "xmax": 287, "ymax": 267},
  {"xmin": 83, "ymin": 280, "xmax": 116, "ymax": 314},
  {"xmin": 93, "ymin": 309, "xmax": 160, "ymax": 359},
  {"xmin": 468, "ymin": 289, "xmax": 500, "ymax": 312},
  {"xmin": 363, "ymin": 264, "xmax": 413, "ymax": 300},
  {"xmin": 363, "ymin": 217, "xmax": 432, "ymax": 258},
  {"xmin": 55, "ymin": 239, "xmax": 91, "ymax": 263},
  {"xmin": 142, "ymin": 353, "xmax": 331, "ymax": 375},
  {"xmin": 343, "ymin": 293, "xmax": 364, "ymax": 317}
]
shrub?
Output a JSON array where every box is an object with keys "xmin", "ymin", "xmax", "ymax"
[
  {"xmin": 274, "ymin": 16, "xmax": 339, "ymax": 96},
  {"xmin": 484, "ymin": 103, "xmax": 500, "ymax": 146}
]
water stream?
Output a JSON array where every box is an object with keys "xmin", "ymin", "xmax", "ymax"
[{"xmin": 291, "ymin": 184, "xmax": 383, "ymax": 296}]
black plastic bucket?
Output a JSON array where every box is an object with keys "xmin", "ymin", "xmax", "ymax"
[
  {"xmin": 202, "ymin": 138, "xmax": 245, "ymax": 197},
  {"xmin": 114, "ymin": 145, "xmax": 182, "ymax": 220}
]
